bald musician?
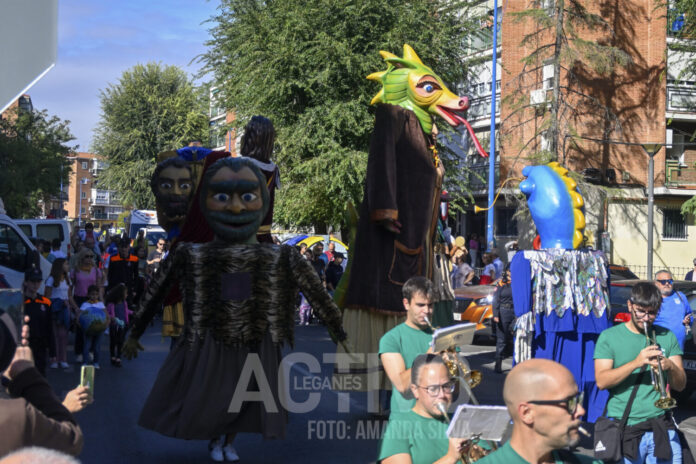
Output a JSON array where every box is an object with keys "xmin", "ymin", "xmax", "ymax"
[{"xmin": 478, "ymin": 359, "xmax": 600, "ymax": 464}]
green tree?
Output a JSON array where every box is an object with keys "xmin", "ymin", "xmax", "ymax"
[
  {"xmin": 0, "ymin": 107, "xmax": 75, "ymax": 218},
  {"xmin": 201, "ymin": 0, "xmax": 478, "ymax": 230},
  {"xmin": 92, "ymin": 62, "xmax": 209, "ymax": 209}
]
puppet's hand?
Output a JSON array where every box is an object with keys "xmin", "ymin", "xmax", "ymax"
[
  {"xmin": 377, "ymin": 219, "xmax": 402, "ymax": 234},
  {"xmin": 123, "ymin": 337, "xmax": 144, "ymax": 360}
]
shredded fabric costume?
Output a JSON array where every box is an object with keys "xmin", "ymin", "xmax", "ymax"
[
  {"xmin": 130, "ymin": 242, "xmax": 344, "ymax": 439},
  {"xmin": 510, "ymin": 249, "xmax": 610, "ymax": 422}
]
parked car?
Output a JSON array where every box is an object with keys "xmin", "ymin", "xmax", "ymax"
[
  {"xmin": 609, "ymin": 279, "xmax": 696, "ymax": 401},
  {"xmin": 453, "ymin": 285, "xmax": 497, "ymax": 343},
  {"xmin": 608, "ymin": 264, "xmax": 639, "ymax": 281}
]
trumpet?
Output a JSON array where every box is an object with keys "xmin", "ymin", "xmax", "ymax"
[
  {"xmin": 435, "ymin": 402, "xmax": 496, "ymax": 463},
  {"xmin": 642, "ymin": 322, "xmax": 677, "ymax": 410},
  {"xmin": 424, "ymin": 316, "xmax": 482, "ymax": 405}
]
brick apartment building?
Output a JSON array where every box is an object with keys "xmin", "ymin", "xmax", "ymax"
[
  {"xmin": 65, "ymin": 152, "xmax": 124, "ymax": 228},
  {"xmin": 461, "ymin": 0, "xmax": 696, "ymax": 275}
]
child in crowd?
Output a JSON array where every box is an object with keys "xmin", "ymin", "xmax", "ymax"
[
  {"xmin": 79, "ymin": 285, "xmax": 109, "ymax": 369},
  {"xmin": 23, "ymin": 267, "xmax": 55, "ymax": 376},
  {"xmin": 106, "ymin": 283, "xmax": 132, "ymax": 367},
  {"xmin": 45, "ymin": 258, "xmax": 73, "ymax": 369}
]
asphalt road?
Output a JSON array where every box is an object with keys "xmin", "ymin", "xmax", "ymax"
[{"xmin": 44, "ymin": 322, "xmax": 696, "ymax": 463}]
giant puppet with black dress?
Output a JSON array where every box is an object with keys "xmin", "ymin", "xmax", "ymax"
[
  {"xmin": 335, "ymin": 45, "xmax": 488, "ymax": 397},
  {"xmin": 124, "ymin": 157, "xmax": 347, "ymax": 461},
  {"xmin": 509, "ymin": 162, "xmax": 611, "ymax": 422}
]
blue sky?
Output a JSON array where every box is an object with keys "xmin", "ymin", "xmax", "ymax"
[{"xmin": 28, "ymin": 0, "xmax": 219, "ymax": 151}]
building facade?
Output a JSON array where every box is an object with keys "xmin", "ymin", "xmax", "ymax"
[
  {"xmin": 461, "ymin": 0, "xmax": 696, "ymax": 276},
  {"xmin": 65, "ymin": 152, "xmax": 124, "ymax": 228}
]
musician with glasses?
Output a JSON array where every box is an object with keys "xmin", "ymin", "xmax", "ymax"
[
  {"xmin": 478, "ymin": 358, "xmax": 598, "ymax": 464},
  {"xmin": 378, "ymin": 353, "xmax": 467, "ymax": 464},
  {"xmin": 595, "ymin": 282, "xmax": 687, "ymax": 464},
  {"xmin": 654, "ymin": 270, "xmax": 693, "ymax": 350}
]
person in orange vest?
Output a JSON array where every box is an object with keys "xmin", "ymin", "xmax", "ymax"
[
  {"xmin": 23, "ymin": 267, "xmax": 55, "ymax": 376},
  {"xmin": 105, "ymin": 237, "xmax": 139, "ymax": 308}
]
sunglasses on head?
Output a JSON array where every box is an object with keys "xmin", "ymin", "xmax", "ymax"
[{"xmin": 656, "ymin": 279, "xmax": 673, "ymax": 285}]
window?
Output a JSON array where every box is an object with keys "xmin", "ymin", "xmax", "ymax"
[
  {"xmin": 662, "ymin": 208, "xmax": 687, "ymax": 239},
  {"xmin": 81, "ymin": 192, "xmax": 86, "ymax": 199},
  {"xmin": 667, "ymin": 132, "xmax": 686, "ymax": 166},
  {"xmin": 37, "ymin": 224, "xmax": 64, "ymax": 242},
  {"xmin": 543, "ymin": 63, "xmax": 554, "ymax": 90},
  {"xmin": 496, "ymin": 208, "xmax": 518, "ymax": 236},
  {"xmin": 81, "ymin": 161, "xmax": 88, "ymax": 170},
  {"xmin": 0, "ymin": 224, "xmax": 30, "ymax": 271}
]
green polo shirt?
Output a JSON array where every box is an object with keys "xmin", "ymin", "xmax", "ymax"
[
  {"xmin": 594, "ymin": 323, "xmax": 682, "ymax": 425},
  {"xmin": 379, "ymin": 322, "xmax": 432, "ymax": 413},
  {"xmin": 378, "ymin": 410, "xmax": 450, "ymax": 463},
  {"xmin": 477, "ymin": 442, "xmax": 601, "ymax": 464}
]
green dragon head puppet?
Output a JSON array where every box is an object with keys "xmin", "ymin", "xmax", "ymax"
[{"xmin": 368, "ymin": 44, "xmax": 488, "ymax": 158}]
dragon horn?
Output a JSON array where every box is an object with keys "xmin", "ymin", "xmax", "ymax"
[
  {"xmin": 370, "ymin": 89, "xmax": 385, "ymax": 105},
  {"xmin": 379, "ymin": 50, "xmax": 399, "ymax": 61},
  {"xmin": 367, "ymin": 71, "xmax": 386, "ymax": 82},
  {"xmin": 402, "ymin": 44, "xmax": 425, "ymax": 65}
]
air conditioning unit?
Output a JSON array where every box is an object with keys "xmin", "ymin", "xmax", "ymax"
[{"xmin": 530, "ymin": 89, "xmax": 546, "ymax": 106}]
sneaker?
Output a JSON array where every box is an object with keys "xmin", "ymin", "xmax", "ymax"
[
  {"xmin": 223, "ymin": 444, "xmax": 239, "ymax": 462},
  {"xmin": 209, "ymin": 439, "xmax": 223, "ymax": 462},
  {"xmin": 75, "ymin": 355, "xmax": 83, "ymax": 363},
  {"xmin": 60, "ymin": 362, "xmax": 70, "ymax": 369},
  {"xmin": 49, "ymin": 362, "xmax": 59, "ymax": 369},
  {"xmin": 93, "ymin": 363, "xmax": 100, "ymax": 370}
]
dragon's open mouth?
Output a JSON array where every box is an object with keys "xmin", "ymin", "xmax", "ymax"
[{"xmin": 436, "ymin": 107, "xmax": 489, "ymax": 158}]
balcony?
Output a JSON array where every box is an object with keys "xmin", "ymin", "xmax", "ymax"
[
  {"xmin": 91, "ymin": 212, "xmax": 121, "ymax": 220},
  {"xmin": 466, "ymin": 161, "xmax": 500, "ymax": 192},
  {"xmin": 667, "ymin": 83, "xmax": 696, "ymax": 113},
  {"xmin": 465, "ymin": 27, "xmax": 501, "ymax": 55},
  {"xmin": 467, "ymin": 95, "xmax": 501, "ymax": 121},
  {"xmin": 666, "ymin": 158, "xmax": 696, "ymax": 187}
]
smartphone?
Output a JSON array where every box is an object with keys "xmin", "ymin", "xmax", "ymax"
[{"xmin": 80, "ymin": 365, "xmax": 95, "ymax": 398}]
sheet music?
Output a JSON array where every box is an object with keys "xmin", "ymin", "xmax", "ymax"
[
  {"xmin": 446, "ymin": 404, "xmax": 511, "ymax": 441},
  {"xmin": 430, "ymin": 322, "xmax": 476, "ymax": 352}
]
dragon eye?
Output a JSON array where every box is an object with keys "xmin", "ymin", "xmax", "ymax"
[{"xmin": 417, "ymin": 80, "xmax": 441, "ymax": 93}]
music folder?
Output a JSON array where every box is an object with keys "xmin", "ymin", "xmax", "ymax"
[
  {"xmin": 446, "ymin": 404, "xmax": 511, "ymax": 441},
  {"xmin": 430, "ymin": 322, "xmax": 476, "ymax": 352}
]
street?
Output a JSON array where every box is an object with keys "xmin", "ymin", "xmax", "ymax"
[{"xmin": 45, "ymin": 322, "xmax": 696, "ymax": 464}]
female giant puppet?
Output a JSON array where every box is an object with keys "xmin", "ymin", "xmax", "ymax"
[
  {"xmin": 510, "ymin": 162, "xmax": 610, "ymax": 421},
  {"xmin": 335, "ymin": 45, "xmax": 487, "ymax": 400},
  {"xmin": 124, "ymin": 157, "xmax": 347, "ymax": 460}
]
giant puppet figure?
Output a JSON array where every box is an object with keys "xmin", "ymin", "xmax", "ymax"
[
  {"xmin": 336, "ymin": 45, "xmax": 487, "ymax": 397},
  {"xmin": 239, "ymin": 115, "xmax": 280, "ymax": 244},
  {"xmin": 124, "ymin": 157, "xmax": 347, "ymax": 459},
  {"xmin": 509, "ymin": 162, "xmax": 610, "ymax": 421}
]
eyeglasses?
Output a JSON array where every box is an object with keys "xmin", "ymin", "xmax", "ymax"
[
  {"xmin": 528, "ymin": 391, "xmax": 584, "ymax": 415},
  {"xmin": 656, "ymin": 279, "xmax": 673, "ymax": 285},
  {"xmin": 631, "ymin": 305, "xmax": 659, "ymax": 319},
  {"xmin": 417, "ymin": 380, "xmax": 456, "ymax": 397}
]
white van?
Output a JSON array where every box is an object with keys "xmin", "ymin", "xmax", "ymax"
[
  {"xmin": 15, "ymin": 219, "xmax": 71, "ymax": 256},
  {"xmin": 0, "ymin": 205, "xmax": 52, "ymax": 290},
  {"xmin": 126, "ymin": 210, "xmax": 167, "ymax": 246}
]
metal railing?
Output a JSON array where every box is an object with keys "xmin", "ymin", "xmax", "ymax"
[{"xmin": 620, "ymin": 265, "xmax": 693, "ymax": 280}]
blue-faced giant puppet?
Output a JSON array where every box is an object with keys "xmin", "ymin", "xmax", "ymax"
[
  {"xmin": 510, "ymin": 162, "xmax": 610, "ymax": 422},
  {"xmin": 125, "ymin": 157, "xmax": 347, "ymax": 459}
]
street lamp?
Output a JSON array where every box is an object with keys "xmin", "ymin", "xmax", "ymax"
[
  {"xmin": 78, "ymin": 177, "xmax": 89, "ymax": 227},
  {"xmin": 641, "ymin": 143, "xmax": 662, "ymax": 279}
]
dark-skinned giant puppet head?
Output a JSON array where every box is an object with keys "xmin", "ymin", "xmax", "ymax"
[
  {"xmin": 367, "ymin": 44, "xmax": 488, "ymax": 158},
  {"xmin": 199, "ymin": 157, "xmax": 270, "ymax": 244},
  {"xmin": 150, "ymin": 157, "xmax": 194, "ymax": 232}
]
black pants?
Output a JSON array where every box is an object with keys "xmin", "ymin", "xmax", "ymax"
[
  {"xmin": 495, "ymin": 309, "xmax": 516, "ymax": 361},
  {"xmin": 109, "ymin": 325, "xmax": 126, "ymax": 358},
  {"xmin": 31, "ymin": 341, "xmax": 48, "ymax": 376}
]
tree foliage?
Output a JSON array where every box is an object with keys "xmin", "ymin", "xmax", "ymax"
[
  {"xmin": 201, "ymin": 0, "xmax": 478, "ymax": 229},
  {"xmin": 0, "ymin": 108, "xmax": 75, "ymax": 218},
  {"xmin": 92, "ymin": 62, "xmax": 209, "ymax": 209}
]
